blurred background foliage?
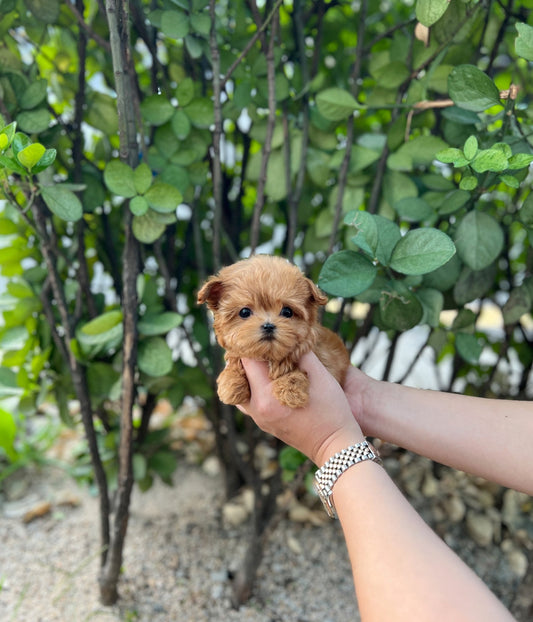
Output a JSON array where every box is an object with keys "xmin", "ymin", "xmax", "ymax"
[{"xmin": 0, "ymin": 0, "xmax": 532, "ymax": 605}]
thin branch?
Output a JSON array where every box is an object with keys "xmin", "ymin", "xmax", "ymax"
[
  {"xmin": 67, "ymin": 2, "xmax": 111, "ymax": 52},
  {"xmin": 221, "ymin": 0, "xmax": 283, "ymax": 91},
  {"xmin": 250, "ymin": 9, "xmax": 279, "ymax": 253},
  {"xmin": 210, "ymin": 0, "xmax": 223, "ymax": 270}
]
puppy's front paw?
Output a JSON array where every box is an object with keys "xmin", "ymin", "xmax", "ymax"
[
  {"xmin": 217, "ymin": 367, "xmax": 251, "ymax": 405},
  {"xmin": 272, "ymin": 371, "xmax": 309, "ymax": 408}
]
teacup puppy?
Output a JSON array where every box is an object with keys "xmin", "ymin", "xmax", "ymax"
[{"xmin": 197, "ymin": 255, "xmax": 350, "ymax": 408}]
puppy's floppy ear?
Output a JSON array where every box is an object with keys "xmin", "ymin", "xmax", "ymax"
[
  {"xmin": 306, "ymin": 278, "xmax": 328, "ymax": 306},
  {"xmin": 197, "ymin": 277, "xmax": 224, "ymax": 310}
]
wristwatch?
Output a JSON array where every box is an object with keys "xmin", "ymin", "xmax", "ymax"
[{"xmin": 314, "ymin": 440, "xmax": 382, "ymax": 518}]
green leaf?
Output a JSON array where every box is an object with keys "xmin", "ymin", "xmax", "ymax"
[
  {"xmin": 184, "ymin": 98, "xmax": 214, "ymax": 128},
  {"xmin": 130, "ymin": 195, "xmax": 149, "ymax": 216},
  {"xmin": 19, "ymin": 79, "xmax": 47, "ymax": 110},
  {"xmin": 161, "ymin": 9, "xmax": 189, "ymax": 39},
  {"xmin": 133, "ymin": 163, "xmax": 153, "ymax": 195},
  {"xmin": 515, "ymin": 22, "xmax": 533, "ymax": 61},
  {"xmin": 16, "ymin": 109, "xmax": 51, "ymax": 134},
  {"xmin": 78, "ymin": 311, "xmax": 123, "ymax": 353},
  {"xmin": 436, "ymin": 147, "xmax": 465, "ymax": 164},
  {"xmin": 417, "ymin": 288, "xmax": 444, "ymax": 328},
  {"xmin": 390, "ymin": 229, "xmax": 456, "ymax": 275},
  {"xmin": 459, "ymin": 175, "xmax": 478, "ymax": 191},
  {"xmin": 190, "ymin": 13, "xmax": 210, "ymax": 35},
  {"xmin": 379, "ymin": 286, "xmax": 423, "ymax": 331},
  {"xmin": 394, "ymin": 197, "xmax": 435, "ymax": 222},
  {"xmin": 177, "ymin": 77, "xmax": 195, "ymax": 107},
  {"xmin": 104, "ymin": 160, "xmax": 137, "ymax": 198},
  {"xmin": 455, "ymin": 332, "xmax": 483, "ymax": 364},
  {"xmin": 138, "ymin": 312, "xmax": 183, "ymax": 336},
  {"xmin": 171, "ymin": 109, "xmax": 191, "ymax": 139},
  {"xmin": 502, "ymin": 287, "xmax": 531, "ymax": 325},
  {"xmin": 144, "ymin": 182, "xmax": 182, "ymax": 213},
  {"xmin": 138, "ymin": 337, "xmax": 173, "ymax": 376},
  {"xmin": 32, "ymin": 148, "xmax": 56, "ymax": 173},
  {"xmin": 316, "ymin": 88, "xmax": 360, "ymax": 122},
  {"xmin": 454, "ymin": 211, "xmax": 504, "ymax": 270},
  {"xmin": 453, "ymin": 264, "xmax": 496, "ymax": 305},
  {"xmin": 132, "ymin": 210, "xmax": 167, "ymax": 243},
  {"xmin": 41, "ymin": 185, "xmax": 83, "ymax": 222},
  {"xmin": 463, "ymin": 135, "xmax": 478, "ymax": 161},
  {"xmin": 438, "ymin": 189, "xmax": 471, "ymax": 216},
  {"xmin": 471, "ymin": 149, "xmax": 509, "ymax": 173},
  {"xmin": 17, "ymin": 143, "xmax": 45, "ymax": 170},
  {"xmin": 87, "ymin": 92, "xmax": 119, "ymax": 135},
  {"xmin": 519, "ymin": 193, "xmax": 533, "ymax": 228},
  {"xmin": 141, "ymin": 95, "xmax": 175, "ymax": 126},
  {"xmin": 0, "ymin": 122, "xmax": 17, "ymax": 151},
  {"xmin": 508, "ymin": 153, "xmax": 533, "ymax": 170},
  {"xmin": 24, "ymin": 0, "xmax": 60, "ymax": 22},
  {"xmin": 448, "ymin": 65, "xmax": 501, "ymax": 112},
  {"xmin": 0, "ymin": 407, "xmax": 17, "ymax": 461},
  {"xmin": 416, "ymin": 0, "xmax": 449, "ymax": 26},
  {"xmin": 148, "ymin": 450, "xmax": 178, "ymax": 480},
  {"xmin": 422, "ymin": 254, "xmax": 462, "ymax": 292},
  {"xmin": 345, "ymin": 210, "xmax": 378, "ymax": 256},
  {"xmin": 318, "ymin": 250, "xmax": 377, "ymax": 298}
]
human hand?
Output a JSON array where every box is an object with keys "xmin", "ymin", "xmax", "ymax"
[{"xmin": 238, "ymin": 351, "xmax": 365, "ymax": 466}]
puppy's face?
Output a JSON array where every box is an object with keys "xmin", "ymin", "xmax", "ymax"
[{"xmin": 198, "ymin": 256, "xmax": 327, "ymax": 361}]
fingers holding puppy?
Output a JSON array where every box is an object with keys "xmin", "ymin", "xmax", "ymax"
[{"xmin": 239, "ymin": 352, "xmax": 365, "ymax": 466}]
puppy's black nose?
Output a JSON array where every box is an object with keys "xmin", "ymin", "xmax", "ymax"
[{"xmin": 261, "ymin": 322, "xmax": 276, "ymax": 335}]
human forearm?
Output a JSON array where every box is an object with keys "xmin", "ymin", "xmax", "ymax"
[
  {"xmin": 355, "ymin": 375, "xmax": 533, "ymax": 494},
  {"xmin": 333, "ymin": 461, "xmax": 515, "ymax": 622}
]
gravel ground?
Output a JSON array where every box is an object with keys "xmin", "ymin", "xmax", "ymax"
[
  {"xmin": 1, "ymin": 451, "xmax": 532, "ymax": 622},
  {"xmin": 0, "ymin": 464, "xmax": 357, "ymax": 622}
]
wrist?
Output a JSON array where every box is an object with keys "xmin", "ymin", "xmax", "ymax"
[{"xmin": 314, "ymin": 425, "xmax": 365, "ymax": 468}]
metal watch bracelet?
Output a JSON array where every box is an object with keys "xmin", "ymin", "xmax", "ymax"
[{"xmin": 314, "ymin": 440, "xmax": 382, "ymax": 518}]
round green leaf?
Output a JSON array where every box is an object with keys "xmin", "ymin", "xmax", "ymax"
[
  {"xmin": 161, "ymin": 9, "xmax": 189, "ymax": 39},
  {"xmin": 25, "ymin": 0, "xmax": 60, "ymax": 22},
  {"xmin": 390, "ymin": 229, "xmax": 456, "ymax": 275},
  {"xmin": 316, "ymin": 88, "xmax": 360, "ymax": 122},
  {"xmin": 133, "ymin": 163, "xmax": 153, "ymax": 195},
  {"xmin": 394, "ymin": 197, "xmax": 435, "ymax": 222},
  {"xmin": 132, "ymin": 210, "xmax": 167, "ymax": 243},
  {"xmin": 171, "ymin": 109, "xmax": 191, "ymax": 139},
  {"xmin": 16, "ymin": 109, "xmax": 51, "ymax": 134},
  {"xmin": 438, "ymin": 189, "xmax": 471, "ymax": 216},
  {"xmin": 448, "ymin": 65, "xmax": 501, "ymax": 112},
  {"xmin": 140, "ymin": 95, "xmax": 175, "ymax": 126},
  {"xmin": 138, "ymin": 337, "xmax": 173, "ymax": 376},
  {"xmin": 17, "ymin": 143, "xmax": 45, "ymax": 170},
  {"xmin": 177, "ymin": 77, "xmax": 195, "ymax": 107},
  {"xmin": 104, "ymin": 160, "xmax": 137, "ymax": 198},
  {"xmin": 379, "ymin": 287, "xmax": 423, "ymax": 331},
  {"xmin": 87, "ymin": 92, "xmax": 119, "ymax": 134},
  {"xmin": 455, "ymin": 332, "xmax": 483, "ymax": 364},
  {"xmin": 41, "ymin": 185, "xmax": 83, "ymax": 222},
  {"xmin": 453, "ymin": 265, "xmax": 496, "ymax": 306},
  {"xmin": 318, "ymin": 250, "xmax": 377, "ymax": 297},
  {"xmin": 130, "ymin": 195, "xmax": 149, "ymax": 216},
  {"xmin": 144, "ymin": 182, "xmax": 182, "ymax": 213},
  {"xmin": 454, "ymin": 211, "xmax": 504, "ymax": 270},
  {"xmin": 184, "ymin": 98, "xmax": 214, "ymax": 128},
  {"xmin": 138, "ymin": 312, "xmax": 183, "ymax": 336},
  {"xmin": 416, "ymin": 0, "xmax": 449, "ymax": 26},
  {"xmin": 19, "ymin": 79, "xmax": 47, "ymax": 110}
]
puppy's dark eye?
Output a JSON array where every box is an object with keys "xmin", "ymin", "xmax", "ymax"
[
  {"xmin": 280, "ymin": 306, "xmax": 293, "ymax": 318},
  {"xmin": 239, "ymin": 307, "xmax": 252, "ymax": 318}
]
